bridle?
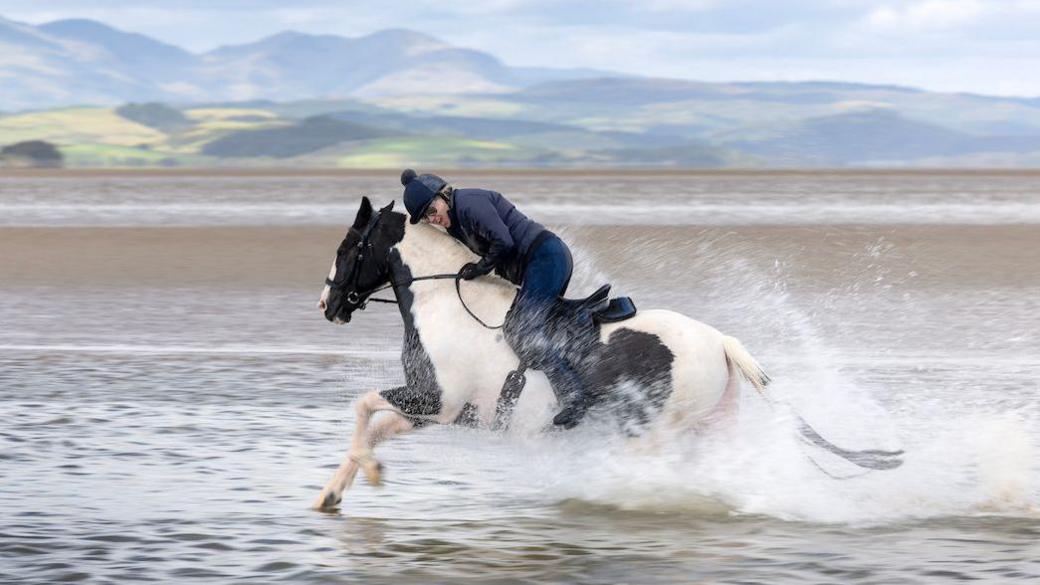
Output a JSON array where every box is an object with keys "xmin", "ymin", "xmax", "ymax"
[
  {"xmin": 324, "ymin": 203, "xmax": 506, "ymax": 329},
  {"xmin": 324, "ymin": 203, "xmax": 394, "ymax": 308}
]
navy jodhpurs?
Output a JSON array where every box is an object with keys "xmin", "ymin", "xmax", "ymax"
[
  {"xmin": 509, "ymin": 234, "xmax": 584, "ymax": 403},
  {"xmin": 518, "ymin": 233, "xmax": 572, "ymax": 310}
]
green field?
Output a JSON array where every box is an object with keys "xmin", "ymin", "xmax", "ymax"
[
  {"xmin": 3, "ymin": 89, "xmax": 1039, "ymax": 168},
  {"xmin": 0, "ymin": 102, "xmax": 567, "ymax": 168}
]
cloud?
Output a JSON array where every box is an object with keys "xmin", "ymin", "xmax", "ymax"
[
  {"xmin": 865, "ymin": 0, "xmax": 986, "ymax": 31},
  {"xmin": 637, "ymin": 0, "xmax": 722, "ymax": 13}
]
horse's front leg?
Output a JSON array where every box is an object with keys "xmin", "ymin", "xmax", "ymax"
[{"xmin": 313, "ymin": 389, "xmax": 415, "ymax": 511}]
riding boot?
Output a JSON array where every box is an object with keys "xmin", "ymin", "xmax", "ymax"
[
  {"xmin": 552, "ymin": 392, "xmax": 592, "ymax": 429},
  {"xmin": 543, "ymin": 355, "xmax": 592, "ymax": 429}
]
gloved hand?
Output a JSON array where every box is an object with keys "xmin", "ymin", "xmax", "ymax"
[{"xmin": 459, "ymin": 261, "xmax": 492, "ymax": 280}]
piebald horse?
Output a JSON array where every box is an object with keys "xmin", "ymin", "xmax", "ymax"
[{"xmin": 312, "ymin": 197, "xmax": 772, "ymax": 510}]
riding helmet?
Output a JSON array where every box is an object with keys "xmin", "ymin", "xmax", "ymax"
[{"xmin": 401, "ymin": 168, "xmax": 447, "ymax": 224}]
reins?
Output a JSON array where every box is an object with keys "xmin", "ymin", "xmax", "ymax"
[
  {"xmin": 453, "ymin": 277, "xmax": 505, "ymax": 330},
  {"xmin": 348, "ymin": 273, "xmax": 506, "ymax": 330}
]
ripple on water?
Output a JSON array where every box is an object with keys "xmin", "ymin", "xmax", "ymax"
[
  {"xmin": 168, "ymin": 567, "xmax": 232, "ymax": 579},
  {"xmin": 255, "ymin": 560, "xmax": 299, "ymax": 572},
  {"xmin": 83, "ymin": 533, "xmax": 141, "ymax": 543}
]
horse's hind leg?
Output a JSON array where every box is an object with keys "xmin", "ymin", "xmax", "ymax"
[{"xmin": 313, "ymin": 389, "xmax": 415, "ymax": 511}]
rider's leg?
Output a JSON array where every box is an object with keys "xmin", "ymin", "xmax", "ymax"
[
  {"xmin": 508, "ymin": 235, "xmax": 572, "ymax": 361},
  {"xmin": 543, "ymin": 352, "xmax": 592, "ymax": 429},
  {"xmin": 511, "ymin": 234, "xmax": 594, "ymax": 428}
]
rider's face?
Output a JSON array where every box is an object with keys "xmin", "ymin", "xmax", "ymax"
[{"xmin": 423, "ymin": 196, "xmax": 451, "ymax": 229}]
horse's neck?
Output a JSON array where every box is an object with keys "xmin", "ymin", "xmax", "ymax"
[
  {"xmin": 392, "ymin": 223, "xmax": 515, "ymax": 336},
  {"xmin": 396, "ymin": 223, "xmax": 475, "ymax": 275}
]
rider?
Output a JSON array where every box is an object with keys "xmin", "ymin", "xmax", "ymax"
[{"xmin": 400, "ymin": 168, "xmax": 591, "ymax": 428}]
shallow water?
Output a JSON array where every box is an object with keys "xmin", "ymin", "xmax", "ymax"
[
  {"xmin": 2, "ymin": 171, "xmax": 1040, "ymax": 226},
  {"xmin": 2, "ymin": 172, "xmax": 1039, "ymax": 583}
]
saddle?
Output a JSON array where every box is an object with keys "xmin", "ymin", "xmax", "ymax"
[
  {"xmin": 504, "ymin": 284, "xmax": 637, "ymax": 366},
  {"xmin": 494, "ymin": 285, "xmax": 636, "ymax": 428},
  {"xmin": 547, "ymin": 284, "xmax": 637, "ymax": 369},
  {"xmin": 558, "ymin": 284, "xmax": 636, "ymax": 325}
]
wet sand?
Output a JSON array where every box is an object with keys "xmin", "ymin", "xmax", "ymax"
[{"xmin": 3, "ymin": 224, "xmax": 1038, "ymax": 289}]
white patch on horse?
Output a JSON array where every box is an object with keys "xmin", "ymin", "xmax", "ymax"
[{"xmin": 317, "ymin": 260, "xmax": 336, "ymax": 314}]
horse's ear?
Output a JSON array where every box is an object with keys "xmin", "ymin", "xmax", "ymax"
[
  {"xmin": 353, "ymin": 196, "xmax": 373, "ymax": 229},
  {"xmin": 379, "ymin": 200, "xmax": 395, "ymax": 213}
]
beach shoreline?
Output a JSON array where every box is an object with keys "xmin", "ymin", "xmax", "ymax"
[{"xmin": 4, "ymin": 224, "xmax": 1037, "ymax": 289}]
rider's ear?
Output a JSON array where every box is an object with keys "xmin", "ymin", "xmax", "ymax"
[{"xmin": 353, "ymin": 196, "xmax": 373, "ymax": 229}]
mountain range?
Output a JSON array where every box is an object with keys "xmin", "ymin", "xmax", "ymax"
[
  {"xmin": 2, "ymin": 15, "xmax": 1040, "ymax": 167},
  {"xmin": 0, "ymin": 16, "xmax": 607, "ymax": 109}
]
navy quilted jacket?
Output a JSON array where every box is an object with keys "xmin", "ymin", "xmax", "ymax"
[{"xmin": 446, "ymin": 188, "xmax": 546, "ymax": 285}]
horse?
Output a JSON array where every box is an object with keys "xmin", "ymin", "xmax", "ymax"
[{"xmin": 312, "ymin": 197, "xmax": 775, "ymax": 510}]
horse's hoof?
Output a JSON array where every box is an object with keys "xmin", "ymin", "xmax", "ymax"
[{"xmin": 313, "ymin": 491, "xmax": 341, "ymax": 511}]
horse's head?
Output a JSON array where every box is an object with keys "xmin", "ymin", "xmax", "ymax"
[{"xmin": 318, "ymin": 196, "xmax": 405, "ymax": 324}]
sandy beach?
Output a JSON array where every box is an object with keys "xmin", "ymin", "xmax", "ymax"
[{"xmin": 3, "ymin": 224, "xmax": 1037, "ymax": 289}]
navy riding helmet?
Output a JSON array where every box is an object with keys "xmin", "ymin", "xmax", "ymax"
[{"xmin": 401, "ymin": 169, "xmax": 448, "ymax": 224}]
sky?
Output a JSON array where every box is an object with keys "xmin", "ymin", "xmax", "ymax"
[{"xmin": 3, "ymin": 0, "xmax": 1039, "ymax": 96}]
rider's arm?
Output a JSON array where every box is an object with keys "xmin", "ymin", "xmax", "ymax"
[{"xmin": 460, "ymin": 196, "xmax": 515, "ymax": 273}]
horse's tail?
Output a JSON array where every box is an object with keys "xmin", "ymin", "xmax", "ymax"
[
  {"xmin": 720, "ymin": 335, "xmax": 904, "ymax": 475},
  {"xmin": 722, "ymin": 335, "xmax": 770, "ymax": 394}
]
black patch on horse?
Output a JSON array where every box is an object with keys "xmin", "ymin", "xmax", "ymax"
[
  {"xmin": 380, "ymin": 329, "xmax": 444, "ymax": 421},
  {"xmin": 380, "ymin": 386, "xmax": 433, "ymax": 428},
  {"xmin": 378, "ymin": 250, "xmax": 445, "ymax": 425},
  {"xmin": 590, "ymin": 329, "xmax": 675, "ymax": 433},
  {"xmin": 452, "ymin": 403, "xmax": 480, "ymax": 427}
]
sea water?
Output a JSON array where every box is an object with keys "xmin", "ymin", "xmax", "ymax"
[{"xmin": 1, "ymin": 171, "xmax": 1037, "ymax": 583}]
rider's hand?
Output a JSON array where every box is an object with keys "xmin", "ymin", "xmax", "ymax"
[{"xmin": 459, "ymin": 262, "xmax": 490, "ymax": 280}]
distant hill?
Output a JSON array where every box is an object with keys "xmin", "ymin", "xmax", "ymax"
[
  {"xmin": 0, "ymin": 17, "xmax": 614, "ymax": 109},
  {"xmin": 722, "ymin": 109, "xmax": 973, "ymax": 164},
  {"xmin": 116, "ymin": 103, "xmax": 193, "ymax": 132},
  {"xmin": 200, "ymin": 115, "xmax": 393, "ymax": 158},
  {"xmin": 510, "ymin": 77, "xmax": 741, "ymax": 105},
  {"xmin": 3, "ymin": 99, "xmax": 1039, "ymax": 168},
  {"xmin": 720, "ymin": 109, "xmax": 1040, "ymax": 165},
  {"xmin": 40, "ymin": 18, "xmax": 197, "ymax": 86},
  {"xmin": 1, "ymin": 140, "xmax": 63, "ymax": 167},
  {"xmin": 0, "ymin": 16, "xmax": 168, "ymax": 107}
]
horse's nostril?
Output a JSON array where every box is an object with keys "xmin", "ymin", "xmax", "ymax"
[{"xmin": 318, "ymin": 300, "xmax": 327, "ymax": 311}]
